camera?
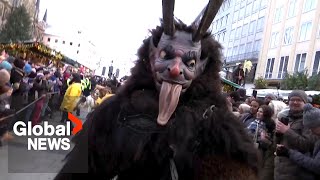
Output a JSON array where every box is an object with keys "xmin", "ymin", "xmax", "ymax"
[
  {"xmin": 275, "ymin": 117, "xmax": 290, "ymax": 143},
  {"xmin": 279, "ymin": 117, "xmax": 289, "ymax": 125}
]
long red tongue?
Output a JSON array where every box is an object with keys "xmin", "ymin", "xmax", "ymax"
[{"xmin": 157, "ymin": 82, "xmax": 182, "ymax": 125}]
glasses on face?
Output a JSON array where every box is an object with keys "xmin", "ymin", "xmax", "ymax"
[{"xmin": 289, "ymin": 98, "xmax": 303, "ymax": 103}]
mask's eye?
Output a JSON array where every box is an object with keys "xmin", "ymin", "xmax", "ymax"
[
  {"xmin": 160, "ymin": 51, "xmax": 166, "ymax": 59},
  {"xmin": 187, "ymin": 59, "xmax": 196, "ymax": 68}
]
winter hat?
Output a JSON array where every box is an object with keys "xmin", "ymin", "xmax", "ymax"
[
  {"xmin": 288, "ymin": 90, "xmax": 308, "ymax": 103},
  {"xmin": 265, "ymin": 93, "xmax": 277, "ymax": 100},
  {"xmin": 24, "ymin": 64, "xmax": 32, "ymax": 74},
  {"xmin": 28, "ymin": 71, "xmax": 37, "ymax": 78},
  {"xmin": 0, "ymin": 61, "xmax": 12, "ymax": 71},
  {"xmin": 13, "ymin": 58, "xmax": 25, "ymax": 69},
  {"xmin": 43, "ymin": 70, "xmax": 50, "ymax": 76},
  {"xmin": 303, "ymin": 103, "xmax": 320, "ymax": 129}
]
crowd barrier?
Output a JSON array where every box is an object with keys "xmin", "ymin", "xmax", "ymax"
[{"xmin": 0, "ymin": 92, "xmax": 60, "ymax": 122}]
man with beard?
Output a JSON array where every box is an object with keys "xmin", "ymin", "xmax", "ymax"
[
  {"xmin": 55, "ymin": 1, "xmax": 259, "ymax": 179},
  {"xmin": 275, "ymin": 90, "xmax": 319, "ymax": 180}
]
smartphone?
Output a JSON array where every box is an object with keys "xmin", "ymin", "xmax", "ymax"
[
  {"xmin": 252, "ymin": 90, "xmax": 257, "ymax": 98},
  {"xmin": 280, "ymin": 117, "xmax": 289, "ymax": 125}
]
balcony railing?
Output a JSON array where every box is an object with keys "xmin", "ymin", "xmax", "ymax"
[{"xmin": 226, "ymin": 51, "xmax": 260, "ymax": 62}]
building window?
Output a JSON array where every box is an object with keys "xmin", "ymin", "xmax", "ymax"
[
  {"xmin": 245, "ymin": 42, "xmax": 252, "ymax": 53},
  {"xmin": 230, "ymin": 29, "xmax": 235, "ymax": 41},
  {"xmin": 303, "ymin": 0, "xmax": 317, "ymax": 12},
  {"xmin": 225, "ymin": 0, "xmax": 231, "ymax": 8},
  {"xmin": 239, "ymin": 44, "xmax": 245, "ymax": 55},
  {"xmin": 216, "ymin": 19, "xmax": 220, "ymax": 29},
  {"xmin": 233, "ymin": 10, "xmax": 239, "ymax": 22},
  {"xmin": 299, "ymin": 21, "xmax": 312, "ymax": 41},
  {"xmin": 265, "ymin": 58, "xmax": 275, "ymax": 79},
  {"xmin": 221, "ymin": 32, "xmax": 226, "ymax": 42},
  {"xmin": 287, "ymin": 0, "xmax": 297, "ymax": 18},
  {"xmin": 256, "ymin": 17, "xmax": 265, "ymax": 32},
  {"xmin": 278, "ymin": 56, "xmax": 289, "ymax": 79},
  {"xmin": 260, "ymin": 0, "xmax": 267, "ymax": 9},
  {"xmin": 249, "ymin": 20, "xmax": 256, "ymax": 34},
  {"xmin": 253, "ymin": 39, "xmax": 261, "ymax": 52},
  {"xmin": 232, "ymin": 46, "xmax": 239, "ymax": 56},
  {"xmin": 242, "ymin": 24, "xmax": 248, "ymax": 37},
  {"xmin": 239, "ymin": 7, "xmax": 245, "ymax": 20},
  {"xmin": 225, "ymin": 14, "xmax": 229, "ymax": 25},
  {"xmin": 270, "ymin": 32, "xmax": 279, "ymax": 48},
  {"xmin": 47, "ymin": 38, "xmax": 50, "ymax": 42},
  {"xmin": 220, "ymin": 17, "xmax": 224, "ymax": 27},
  {"xmin": 235, "ymin": 27, "xmax": 242, "ymax": 39},
  {"xmin": 283, "ymin": 27, "xmax": 294, "ymax": 45},
  {"xmin": 245, "ymin": 3, "xmax": 252, "ymax": 17},
  {"xmin": 227, "ymin": 47, "xmax": 233, "ymax": 57},
  {"xmin": 312, "ymin": 51, "xmax": 320, "ymax": 75},
  {"xmin": 274, "ymin": 6, "xmax": 283, "ymax": 23},
  {"xmin": 55, "ymin": 39, "xmax": 58, "ymax": 43},
  {"xmin": 294, "ymin": 53, "xmax": 307, "ymax": 72},
  {"xmin": 253, "ymin": 0, "xmax": 260, "ymax": 12}
]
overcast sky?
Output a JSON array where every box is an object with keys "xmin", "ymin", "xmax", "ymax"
[{"xmin": 39, "ymin": 0, "xmax": 208, "ymax": 75}]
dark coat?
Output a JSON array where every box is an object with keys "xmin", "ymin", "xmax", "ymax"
[
  {"xmin": 274, "ymin": 111, "xmax": 319, "ymax": 180},
  {"xmin": 289, "ymin": 139, "xmax": 320, "ymax": 177}
]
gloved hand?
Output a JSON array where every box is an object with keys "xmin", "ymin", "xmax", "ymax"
[{"xmin": 276, "ymin": 145, "xmax": 289, "ymax": 157}]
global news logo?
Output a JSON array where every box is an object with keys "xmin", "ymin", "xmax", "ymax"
[{"xmin": 12, "ymin": 113, "xmax": 83, "ymax": 151}]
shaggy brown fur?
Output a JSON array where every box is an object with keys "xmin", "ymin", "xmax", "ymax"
[{"xmin": 54, "ymin": 21, "xmax": 259, "ymax": 180}]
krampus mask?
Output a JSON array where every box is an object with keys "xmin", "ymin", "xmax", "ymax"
[{"xmin": 151, "ymin": 0, "xmax": 223, "ymax": 125}]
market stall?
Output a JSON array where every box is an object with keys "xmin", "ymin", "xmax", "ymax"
[
  {"xmin": 221, "ymin": 77, "xmax": 244, "ymax": 93},
  {"xmin": 0, "ymin": 42, "xmax": 64, "ymax": 67}
]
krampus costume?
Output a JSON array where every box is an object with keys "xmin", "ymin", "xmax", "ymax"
[{"xmin": 55, "ymin": 0, "xmax": 259, "ymax": 179}]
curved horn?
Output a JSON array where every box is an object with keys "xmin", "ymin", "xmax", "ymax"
[
  {"xmin": 162, "ymin": 0, "xmax": 175, "ymax": 36},
  {"xmin": 193, "ymin": 0, "xmax": 224, "ymax": 42}
]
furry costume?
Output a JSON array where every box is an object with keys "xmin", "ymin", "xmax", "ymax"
[{"xmin": 55, "ymin": 1, "xmax": 259, "ymax": 179}]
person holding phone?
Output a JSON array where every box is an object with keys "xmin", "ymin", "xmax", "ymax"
[
  {"xmin": 276, "ymin": 103, "xmax": 320, "ymax": 179},
  {"xmin": 274, "ymin": 90, "xmax": 319, "ymax": 180}
]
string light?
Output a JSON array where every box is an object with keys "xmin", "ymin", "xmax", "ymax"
[{"xmin": 0, "ymin": 42, "xmax": 63, "ymax": 60}]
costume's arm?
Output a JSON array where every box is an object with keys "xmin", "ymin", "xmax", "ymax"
[
  {"xmin": 55, "ymin": 96, "xmax": 121, "ymax": 179},
  {"xmin": 284, "ymin": 128, "xmax": 318, "ymax": 152},
  {"xmin": 288, "ymin": 149, "xmax": 320, "ymax": 175},
  {"xmin": 192, "ymin": 106, "xmax": 259, "ymax": 179}
]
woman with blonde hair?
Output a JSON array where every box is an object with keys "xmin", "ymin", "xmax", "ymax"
[{"xmin": 95, "ymin": 85, "xmax": 114, "ymax": 105}]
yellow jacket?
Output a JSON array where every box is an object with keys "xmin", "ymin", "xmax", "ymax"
[
  {"xmin": 96, "ymin": 94, "xmax": 114, "ymax": 105},
  {"xmin": 60, "ymin": 82, "xmax": 82, "ymax": 112}
]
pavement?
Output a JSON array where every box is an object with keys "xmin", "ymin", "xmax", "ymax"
[{"xmin": 0, "ymin": 109, "xmax": 89, "ymax": 180}]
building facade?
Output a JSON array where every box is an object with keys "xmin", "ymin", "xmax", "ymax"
[
  {"xmin": 42, "ymin": 30, "xmax": 100, "ymax": 70},
  {"xmin": 256, "ymin": 0, "xmax": 320, "ymax": 80},
  {"xmin": 0, "ymin": 0, "xmax": 12, "ymax": 27},
  {"xmin": 211, "ymin": 0, "xmax": 268, "ymax": 82}
]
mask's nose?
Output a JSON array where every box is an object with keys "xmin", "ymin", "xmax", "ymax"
[{"xmin": 168, "ymin": 58, "xmax": 182, "ymax": 78}]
